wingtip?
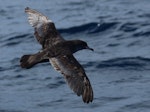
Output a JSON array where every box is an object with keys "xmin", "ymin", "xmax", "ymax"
[
  {"xmin": 24, "ymin": 7, "xmax": 53, "ymax": 25},
  {"xmin": 82, "ymin": 90, "xmax": 93, "ymax": 103},
  {"xmin": 25, "ymin": 7, "xmax": 30, "ymax": 12},
  {"xmin": 25, "ymin": 7, "xmax": 29, "ymax": 10},
  {"xmin": 82, "ymin": 78, "xmax": 94, "ymax": 103}
]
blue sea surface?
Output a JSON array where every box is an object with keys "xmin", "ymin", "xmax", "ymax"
[{"xmin": 0, "ymin": 0, "xmax": 150, "ymax": 112}]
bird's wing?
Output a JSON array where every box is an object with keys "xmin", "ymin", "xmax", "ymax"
[
  {"xmin": 25, "ymin": 7, "xmax": 64, "ymax": 48},
  {"xmin": 49, "ymin": 55, "xmax": 93, "ymax": 103}
]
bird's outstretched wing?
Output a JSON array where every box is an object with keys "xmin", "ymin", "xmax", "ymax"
[
  {"xmin": 25, "ymin": 7, "xmax": 64, "ymax": 48},
  {"xmin": 50, "ymin": 55, "xmax": 93, "ymax": 103}
]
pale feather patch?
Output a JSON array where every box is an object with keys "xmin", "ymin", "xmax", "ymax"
[
  {"xmin": 25, "ymin": 7, "xmax": 53, "ymax": 28},
  {"xmin": 49, "ymin": 58, "xmax": 61, "ymax": 72}
]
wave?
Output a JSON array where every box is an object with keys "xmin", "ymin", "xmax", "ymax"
[
  {"xmin": 1, "ymin": 34, "xmax": 32, "ymax": 47},
  {"xmin": 84, "ymin": 57, "xmax": 150, "ymax": 70},
  {"xmin": 119, "ymin": 21, "xmax": 150, "ymax": 37},
  {"xmin": 1, "ymin": 22, "xmax": 118, "ymax": 47},
  {"xmin": 119, "ymin": 22, "xmax": 138, "ymax": 32},
  {"xmin": 58, "ymin": 22, "xmax": 118, "ymax": 34}
]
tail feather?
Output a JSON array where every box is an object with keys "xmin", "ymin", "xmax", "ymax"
[
  {"xmin": 20, "ymin": 55, "xmax": 39, "ymax": 69},
  {"xmin": 20, "ymin": 49, "xmax": 53, "ymax": 69}
]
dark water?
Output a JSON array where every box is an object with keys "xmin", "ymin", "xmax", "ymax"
[{"xmin": 1, "ymin": 0, "xmax": 150, "ymax": 112}]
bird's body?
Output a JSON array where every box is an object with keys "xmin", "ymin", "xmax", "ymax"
[{"xmin": 20, "ymin": 7, "xmax": 94, "ymax": 103}]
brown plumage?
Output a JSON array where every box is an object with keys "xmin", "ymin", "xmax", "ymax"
[{"xmin": 20, "ymin": 7, "xmax": 94, "ymax": 103}]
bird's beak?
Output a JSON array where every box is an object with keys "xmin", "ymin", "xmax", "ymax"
[{"xmin": 86, "ymin": 46, "xmax": 94, "ymax": 51}]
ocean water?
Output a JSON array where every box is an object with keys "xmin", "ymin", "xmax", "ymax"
[{"xmin": 0, "ymin": 0, "xmax": 150, "ymax": 112}]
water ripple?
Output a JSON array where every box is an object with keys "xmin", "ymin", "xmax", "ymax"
[
  {"xmin": 84, "ymin": 57, "xmax": 150, "ymax": 70},
  {"xmin": 58, "ymin": 22, "xmax": 118, "ymax": 34}
]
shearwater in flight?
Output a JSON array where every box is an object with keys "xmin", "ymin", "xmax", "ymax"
[{"xmin": 20, "ymin": 7, "xmax": 94, "ymax": 103}]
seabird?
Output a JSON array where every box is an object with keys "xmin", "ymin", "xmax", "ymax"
[{"xmin": 20, "ymin": 7, "xmax": 94, "ymax": 103}]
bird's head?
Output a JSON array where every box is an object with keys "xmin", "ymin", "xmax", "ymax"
[{"xmin": 71, "ymin": 40, "xmax": 94, "ymax": 53}]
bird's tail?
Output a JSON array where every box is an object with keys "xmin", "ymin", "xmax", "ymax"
[
  {"xmin": 20, "ymin": 54, "xmax": 39, "ymax": 69},
  {"xmin": 20, "ymin": 51, "xmax": 49, "ymax": 69}
]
